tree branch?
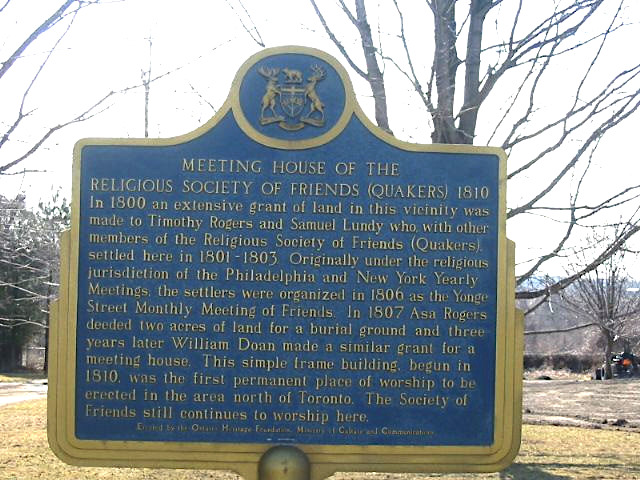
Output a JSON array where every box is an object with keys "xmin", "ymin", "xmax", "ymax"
[
  {"xmin": 0, "ymin": 0, "xmax": 80, "ymax": 81},
  {"xmin": 225, "ymin": 0, "xmax": 265, "ymax": 47},
  {"xmin": 524, "ymin": 322, "xmax": 597, "ymax": 335},
  {"xmin": 517, "ymin": 223, "xmax": 640, "ymax": 299},
  {"xmin": 308, "ymin": 0, "xmax": 367, "ymax": 79}
]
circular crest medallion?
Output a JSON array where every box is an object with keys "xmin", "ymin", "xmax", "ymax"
[{"xmin": 232, "ymin": 47, "xmax": 353, "ymax": 149}]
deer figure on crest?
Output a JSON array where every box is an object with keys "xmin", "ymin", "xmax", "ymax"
[
  {"xmin": 302, "ymin": 65, "xmax": 325, "ymax": 125},
  {"xmin": 258, "ymin": 66, "xmax": 282, "ymax": 124}
]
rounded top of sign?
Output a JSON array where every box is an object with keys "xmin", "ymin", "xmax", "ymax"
[{"xmin": 230, "ymin": 46, "xmax": 355, "ymax": 149}]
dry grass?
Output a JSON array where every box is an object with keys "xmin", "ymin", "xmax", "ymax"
[
  {"xmin": 0, "ymin": 373, "xmax": 46, "ymax": 384},
  {"xmin": 1, "ymin": 399, "xmax": 638, "ymax": 480}
]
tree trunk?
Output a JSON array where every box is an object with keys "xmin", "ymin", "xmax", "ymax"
[
  {"xmin": 603, "ymin": 331, "xmax": 614, "ymax": 379},
  {"xmin": 1, "ymin": 343, "xmax": 21, "ymax": 371},
  {"xmin": 354, "ymin": 0, "xmax": 392, "ymax": 134},
  {"xmin": 43, "ymin": 326, "xmax": 49, "ymax": 374},
  {"xmin": 430, "ymin": 0, "xmax": 460, "ymax": 143},
  {"xmin": 458, "ymin": 0, "xmax": 490, "ymax": 143}
]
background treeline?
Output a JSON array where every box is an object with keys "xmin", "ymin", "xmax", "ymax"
[
  {"xmin": 523, "ymin": 354, "xmax": 600, "ymax": 373},
  {"xmin": 0, "ymin": 193, "xmax": 69, "ymax": 371}
]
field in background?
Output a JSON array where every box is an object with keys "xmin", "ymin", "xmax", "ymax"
[{"xmin": 0, "ymin": 398, "xmax": 638, "ymax": 480}]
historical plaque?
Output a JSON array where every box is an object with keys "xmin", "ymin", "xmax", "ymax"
[{"xmin": 49, "ymin": 46, "xmax": 523, "ymax": 477}]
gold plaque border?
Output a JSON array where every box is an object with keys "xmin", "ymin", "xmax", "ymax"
[{"xmin": 48, "ymin": 45, "xmax": 522, "ymax": 476}]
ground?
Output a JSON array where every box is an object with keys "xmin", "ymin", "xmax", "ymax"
[
  {"xmin": 2, "ymin": 371, "xmax": 639, "ymax": 431},
  {"xmin": 0, "ymin": 377, "xmax": 47, "ymax": 407},
  {"xmin": 523, "ymin": 374, "xmax": 640, "ymax": 431},
  {"xmin": 1, "ymin": 371, "xmax": 639, "ymax": 479}
]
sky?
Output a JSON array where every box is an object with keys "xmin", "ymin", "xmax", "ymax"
[{"xmin": 1, "ymin": 0, "xmax": 639, "ymax": 279}]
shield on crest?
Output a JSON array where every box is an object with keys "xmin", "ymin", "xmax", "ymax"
[{"xmin": 279, "ymin": 84, "xmax": 306, "ymax": 119}]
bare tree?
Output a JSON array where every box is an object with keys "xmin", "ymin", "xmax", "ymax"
[
  {"xmin": 310, "ymin": 0, "xmax": 392, "ymax": 133},
  {"xmin": 306, "ymin": 0, "xmax": 640, "ymax": 299},
  {"xmin": 0, "ymin": 1, "xmax": 114, "ymax": 176},
  {"xmin": 225, "ymin": 0, "xmax": 265, "ymax": 48},
  {"xmin": 0, "ymin": 192, "xmax": 69, "ymax": 370},
  {"xmin": 1, "ymin": 0, "xmax": 226, "ymax": 176},
  {"xmin": 558, "ymin": 248, "xmax": 640, "ymax": 377}
]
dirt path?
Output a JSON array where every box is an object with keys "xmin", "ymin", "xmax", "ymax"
[
  {"xmin": 0, "ymin": 380, "xmax": 47, "ymax": 407},
  {"xmin": 522, "ymin": 377, "xmax": 640, "ymax": 430}
]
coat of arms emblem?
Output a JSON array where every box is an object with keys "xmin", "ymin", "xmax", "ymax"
[{"xmin": 258, "ymin": 64, "xmax": 326, "ymax": 131}]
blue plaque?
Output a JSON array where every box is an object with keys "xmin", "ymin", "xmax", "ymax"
[{"xmin": 49, "ymin": 46, "xmax": 522, "ymax": 474}]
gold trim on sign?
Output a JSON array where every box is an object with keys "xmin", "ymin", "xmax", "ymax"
[{"xmin": 48, "ymin": 45, "xmax": 521, "ymax": 475}]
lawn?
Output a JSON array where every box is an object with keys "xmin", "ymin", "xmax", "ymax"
[
  {"xmin": 0, "ymin": 399, "xmax": 638, "ymax": 479},
  {"xmin": 0, "ymin": 373, "xmax": 46, "ymax": 383}
]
